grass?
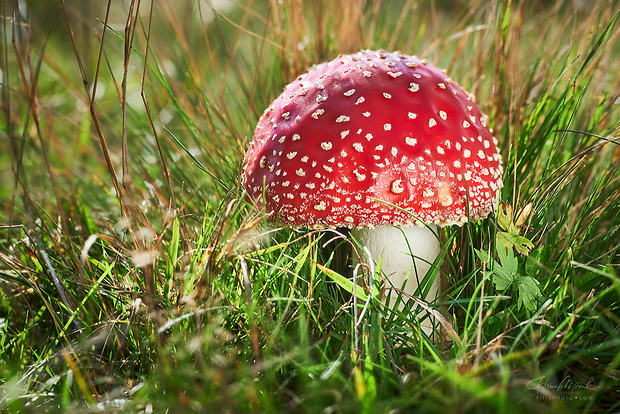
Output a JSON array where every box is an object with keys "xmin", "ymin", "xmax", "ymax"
[{"xmin": 1, "ymin": 0, "xmax": 619, "ymax": 412}]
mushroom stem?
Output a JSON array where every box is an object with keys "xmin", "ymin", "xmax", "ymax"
[{"xmin": 350, "ymin": 225, "xmax": 441, "ymax": 335}]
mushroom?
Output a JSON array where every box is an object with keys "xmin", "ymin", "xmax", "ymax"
[{"xmin": 241, "ymin": 50, "xmax": 503, "ymax": 335}]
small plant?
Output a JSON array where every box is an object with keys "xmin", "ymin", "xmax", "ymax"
[
  {"xmin": 476, "ymin": 242, "xmax": 542, "ymax": 312},
  {"xmin": 475, "ymin": 201, "xmax": 542, "ymax": 312}
]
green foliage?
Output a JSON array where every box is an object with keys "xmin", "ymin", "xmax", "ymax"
[
  {"xmin": 496, "ymin": 202, "xmax": 535, "ymax": 255},
  {"xmin": 476, "ymin": 243, "xmax": 542, "ymax": 312}
]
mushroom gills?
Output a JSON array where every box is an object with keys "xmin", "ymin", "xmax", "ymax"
[{"xmin": 350, "ymin": 225, "xmax": 441, "ymax": 335}]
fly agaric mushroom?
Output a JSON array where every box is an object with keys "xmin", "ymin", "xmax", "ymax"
[{"xmin": 241, "ymin": 50, "xmax": 503, "ymax": 334}]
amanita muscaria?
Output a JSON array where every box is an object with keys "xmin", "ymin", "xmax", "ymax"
[{"xmin": 241, "ymin": 50, "xmax": 503, "ymax": 334}]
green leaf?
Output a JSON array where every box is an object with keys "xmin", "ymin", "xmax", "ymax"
[
  {"xmin": 515, "ymin": 276, "xmax": 542, "ymax": 311},
  {"xmin": 497, "ymin": 203, "xmax": 512, "ymax": 232},
  {"xmin": 496, "ymin": 244, "xmax": 518, "ymax": 275},
  {"xmin": 492, "ymin": 265, "xmax": 513, "ymax": 291},
  {"xmin": 497, "ymin": 231, "xmax": 536, "ymax": 255},
  {"xmin": 475, "ymin": 248, "xmax": 492, "ymax": 264}
]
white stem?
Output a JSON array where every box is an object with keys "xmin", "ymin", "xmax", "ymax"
[{"xmin": 351, "ymin": 225, "xmax": 441, "ymax": 335}]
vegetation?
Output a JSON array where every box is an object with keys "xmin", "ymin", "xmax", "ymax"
[{"xmin": 1, "ymin": 0, "xmax": 619, "ymax": 412}]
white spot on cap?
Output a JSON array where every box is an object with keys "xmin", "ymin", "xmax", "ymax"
[
  {"xmin": 429, "ymin": 118, "xmax": 437, "ymax": 128},
  {"xmin": 464, "ymin": 149, "xmax": 471, "ymax": 158},
  {"xmin": 344, "ymin": 89, "xmax": 356, "ymax": 96},
  {"xmin": 363, "ymin": 71, "xmax": 372, "ymax": 77},
  {"xmin": 353, "ymin": 143, "xmax": 364, "ymax": 152},
  {"xmin": 439, "ymin": 194, "xmax": 453, "ymax": 207},
  {"xmin": 312, "ymin": 109, "xmax": 324, "ymax": 119},
  {"xmin": 387, "ymin": 71, "xmax": 402, "ymax": 78},
  {"xmin": 314, "ymin": 201, "xmax": 327, "ymax": 211},
  {"xmin": 405, "ymin": 137, "xmax": 417, "ymax": 146},
  {"xmin": 463, "ymin": 120, "xmax": 471, "ymax": 128},
  {"xmin": 336, "ymin": 115, "xmax": 350, "ymax": 123},
  {"xmin": 409, "ymin": 83, "xmax": 420, "ymax": 92},
  {"xmin": 341, "ymin": 130, "xmax": 350, "ymax": 138},
  {"xmin": 366, "ymin": 133, "xmax": 373, "ymax": 140},
  {"xmin": 438, "ymin": 83, "xmax": 446, "ymax": 89},
  {"xmin": 286, "ymin": 152, "xmax": 297, "ymax": 159},
  {"xmin": 292, "ymin": 134, "xmax": 300, "ymax": 141},
  {"xmin": 408, "ymin": 112, "xmax": 417, "ymax": 119},
  {"xmin": 437, "ymin": 146, "xmax": 445, "ymax": 155},
  {"xmin": 383, "ymin": 92, "xmax": 392, "ymax": 99},
  {"xmin": 354, "ymin": 170, "xmax": 366, "ymax": 181},
  {"xmin": 391, "ymin": 179, "xmax": 404, "ymax": 194},
  {"xmin": 439, "ymin": 111, "xmax": 447, "ymax": 120},
  {"xmin": 363, "ymin": 112, "xmax": 371, "ymax": 117},
  {"xmin": 316, "ymin": 95, "xmax": 326, "ymax": 103},
  {"xmin": 454, "ymin": 160, "xmax": 461, "ymax": 168},
  {"xmin": 321, "ymin": 142, "xmax": 333, "ymax": 150},
  {"xmin": 355, "ymin": 97, "xmax": 365, "ymax": 105},
  {"xmin": 384, "ymin": 123, "xmax": 392, "ymax": 131},
  {"xmin": 478, "ymin": 150, "xmax": 485, "ymax": 159},
  {"xmin": 296, "ymin": 168, "xmax": 306, "ymax": 176}
]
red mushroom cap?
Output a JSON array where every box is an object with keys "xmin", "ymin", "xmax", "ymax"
[{"xmin": 241, "ymin": 50, "xmax": 503, "ymax": 228}]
